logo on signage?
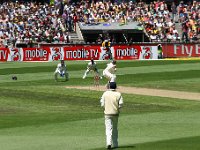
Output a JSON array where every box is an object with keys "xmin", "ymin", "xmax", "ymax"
[
  {"xmin": 52, "ymin": 47, "xmax": 62, "ymax": 60},
  {"xmin": 11, "ymin": 48, "xmax": 21, "ymax": 61},
  {"xmin": 142, "ymin": 46, "xmax": 153, "ymax": 59}
]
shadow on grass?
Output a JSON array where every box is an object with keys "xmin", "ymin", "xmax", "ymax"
[
  {"xmin": 90, "ymin": 145, "xmax": 136, "ymax": 150},
  {"xmin": 91, "ymin": 136, "xmax": 200, "ymax": 150},
  {"xmin": 133, "ymin": 136, "xmax": 200, "ymax": 150}
]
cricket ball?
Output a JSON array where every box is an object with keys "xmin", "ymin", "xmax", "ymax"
[{"xmin": 12, "ymin": 76, "xmax": 17, "ymax": 80}]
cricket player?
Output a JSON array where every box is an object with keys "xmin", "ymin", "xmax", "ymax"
[
  {"xmin": 102, "ymin": 39, "xmax": 112, "ymax": 60},
  {"xmin": 103, "ymin": 60, "xmax": 117, "ymax": 83},
  {"xmin": 158, "ymin": 44, "xmax": 163, "ymax": 59},
  {"xmin": 82, "ymin": 59, "xmax": 102, "ymax": 79},
  {"xmin": 100, "ymin": 82, "xmax": 123, "ymax": 149},
  {"xmin": 54, "ymin": 60, "xmax": 69, "ymax": 81}
]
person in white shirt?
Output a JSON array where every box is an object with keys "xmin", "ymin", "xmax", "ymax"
[
  {"xmin": 103, "ymin": 60, "xmax": 117, "ymax": 83},
  {"xmin": 54, "ymin": 60, "xmax": 69, "ymax": 81},
  {"xmin": 82, "ymin": 59, "xmax": 101, "ymax": 79},
  {"xmin": 100, "ymin": 82, "xmax": 123, "ymax": 149}
]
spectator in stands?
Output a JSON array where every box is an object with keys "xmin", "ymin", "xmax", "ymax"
[
  {"xmin": 158, "ymin": 44, "xmax": 163, "ymax": 59},
  {"xmin": 189, "ymin": 29, "xmax": 198, "ymax": 42},
  {"xmin": 96, "ymin": 34, "xmax": 104, "ymax": 44},
  {"xmin": 173, "ymin": 32, "xmax": 181, "ymax": 42},
  {"xmin": 171, "ymin": 2, "xmax": 177, "ymax": 22},
  {"xmin": 182, "ymin": 21, "xmax": 189, "ymax": 42},
  {"xmin": 178, "ymin": 1, "xmax": 185, "ymax": 22},
  {"xmin": 0, "ymin": 40, "xmax": 4, "ymax": 47},
  {"xmin": 167, "ymin": 32, "xmax": 173, "ymax": 42},
  {"xmin": 119, "ymin": 14, "xmax": 127, "ymax": 26},
  {"xmin": 171, "ymin": 26, "xmax": 180, "ymax": 42}
]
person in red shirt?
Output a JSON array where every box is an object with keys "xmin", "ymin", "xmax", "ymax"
[{"xmin": 73, "ymin": 13, "xmax": 78, "ymax": 32}]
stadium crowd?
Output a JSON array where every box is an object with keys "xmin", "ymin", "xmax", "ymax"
[
  {"xmin": 141, "ymin": 0, "xmax": 200, "ymax": 42},
  {"xmin": 0, "ymin": 0, "xmax": 199, "ymax": 47}
]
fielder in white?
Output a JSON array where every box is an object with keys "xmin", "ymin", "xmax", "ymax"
[
  {"xmin": 54, "ymin": 60, "xmax": 69, "ymax": 81},
  {"xmin": 100, "ymin": 82, "xmax": 123, "ymax": 149},
  {"xmin": 82, "ymin": 59, "xmax": 102, "ymax": 79},
  {"xmin": 103, "ymin": 60, "xmax": 117, "ymax": 83}
]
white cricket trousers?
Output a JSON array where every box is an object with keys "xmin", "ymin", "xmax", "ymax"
[
  {"xmin": 103, "ymin": 71, "xmax": 116, "ymax": 82},
  {"xmin": 83, "ymin": 68, "xmax": 90, "ymax": 79},
  {"xmin": 105, "ymin": 115, "xmax": 119, "ymax": 147}
]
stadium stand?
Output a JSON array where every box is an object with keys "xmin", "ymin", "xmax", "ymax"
[{"xmin": 0, "ymin": 0, "xmax": 199, "ymax": 48}]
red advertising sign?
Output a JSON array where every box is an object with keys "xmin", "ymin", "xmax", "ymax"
[
  {"xmin": 22, "ymin": 47, "xmax": 51, "ymax": 61},
  {"xmin": 113, "ymin": 45, "xmax": 158, "ymax": 60},
  {"xmin": 63, "ymin": 45, "xmax": 101, "ymax": 60},
  {"xmin": 0, "ymin": 44, "xmax": 158, "ymax": 61},
  {"xmin": 163, "ymin": 44, "xmax": 200, "ymax": 57},
  {"xmin": 0, "ymin": 48, "xmax": 9, "ymax": 61},
  {"xmin": 113, "ymin": 45, "xmax": 142, "ymax": 60}
]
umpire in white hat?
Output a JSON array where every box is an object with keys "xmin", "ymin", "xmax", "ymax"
[{"xmin": 100, "ymin": 82, "xmax": 123, "ymax": 149}]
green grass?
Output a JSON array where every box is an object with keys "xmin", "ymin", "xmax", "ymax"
[{"xmin": 0, "ymin": 60, "xmax": 200, "ymax": 150}]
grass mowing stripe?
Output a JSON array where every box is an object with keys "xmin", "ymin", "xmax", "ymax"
[
  {"xmin": 111, "ymin": 60, "xmax": 200, "ymax": 68},
  {"xmin": 0, "ymin": 113, "xmax": 102, "ymax": 129},
  {"xmin": 131, "ymin": 77, "xmax": 200, "ymax": 93},
  {"xmin": 118, "ymin": 63, "xmax": 200, "ymax": 75},
  {"xmin": 118, "ymin": 70, "xmax": 200, "ymax": 84},
  {"xmin": 0, "ymin": 76, "xmax": 109, "ymax": 86},
  {"xmin": 1, "ymin": 69, "xmax": 200, "ymax": 87},
  {"xmin": 0, "ymin": 88, "xmax": 100, "ymax": 106},
  {"xmin": 117, "ymin": 69, "xmax": 200, "ymax": 92},
  {"xmin": 0, "ymin": 61, "xmax": 88, "ymax": 69},
  {"xmin": 0, "ymin": 61, "xmax": 105, "ymax": 75},
  {"xmin": 0, "ymin": 66, "xmax": 68, "ymax": 75},
  {"xmin": 133, "ymin": 136, "xmax": 200, "ymax": 150},
  {"xmin": 116, "ymin": 60, "xmax": 200, "ymax": 67},
  {"xmin": 1, "ymin": 60, "xmax": 200, "ymax": 75},
  {"xmin": 0, "ymin": 136, "xmax": 104, "ymax": 150},
  {"xmin": 0, "ymin": 69, "xmax": 97, "ymax": 83}
]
